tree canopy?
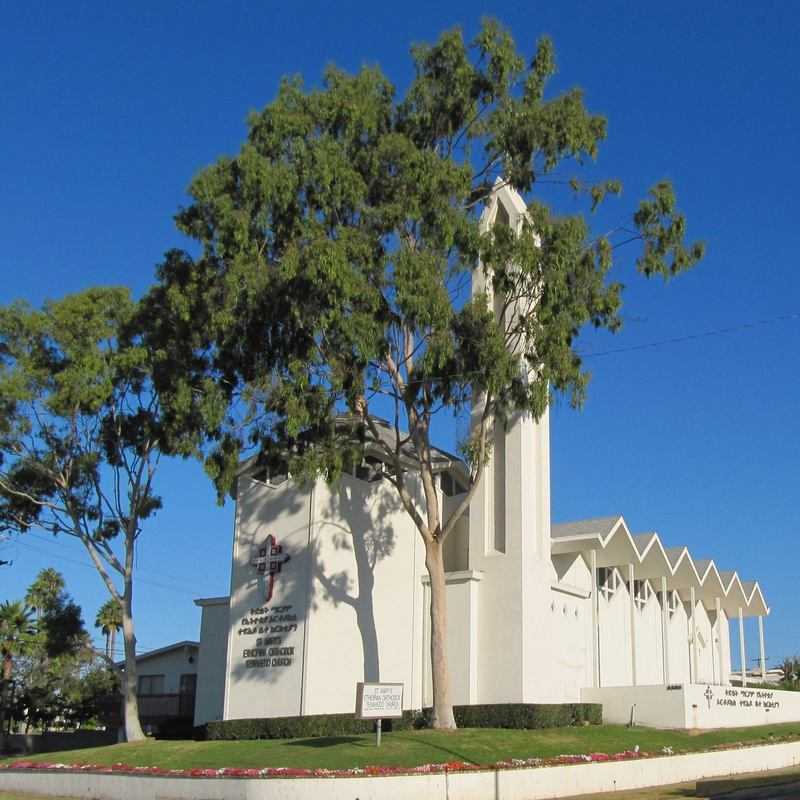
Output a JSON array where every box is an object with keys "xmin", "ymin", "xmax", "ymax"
[
  {"xmin": 0, "ymin": 287, "xmax": 198, "ymax": 741},
  {"xmin": 148, "ymin": 22, "xmax": 702, "ymax": 499},
  {"xmin": 0, "ymin": 569, "xmax": 117, "ymax": 738},
  {"xmin": 141, "ymin": 20, "xmax": 703, "ymax": 727}
]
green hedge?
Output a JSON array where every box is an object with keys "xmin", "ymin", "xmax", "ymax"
[
  {"xmin": 203, "ymin": 703, "xmax": 601, "ymax": 740},
  {"xmin": 204, "ymin": 712, "xmax": 414, "ymax": 740},
  {"xmin": 451, "ymin": 703, "xmax": 601, "ymax": 729}
]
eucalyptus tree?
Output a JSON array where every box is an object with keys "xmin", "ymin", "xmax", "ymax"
[
  {"xmin": 0, "ymin": 287, "xmax": 198, "ymax": 741},
  {"xmin": 146, "ymin": 20, "xmax": 703, "ymax": 728}
]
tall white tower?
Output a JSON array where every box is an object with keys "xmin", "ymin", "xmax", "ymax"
[{"xmin": 468, "ymin": 180, "xmax": 557, "ymax": 702}]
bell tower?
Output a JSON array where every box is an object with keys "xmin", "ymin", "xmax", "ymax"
[
  {"xmin": 469, "ymin": 179, "xmax": 551, "ymax": 561},
  {"xmin": 468, "ymin": 179, "xmax": 556, "ymax": 702}
]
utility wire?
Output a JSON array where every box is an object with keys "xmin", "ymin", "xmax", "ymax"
[
  {"xmin": 577, "ymin": 312, "xmax": 800, "ymax": 359},
  {"xmin": 12, "ymin": 538, "xmax": 202, "ymax": 598},
  {"xmin": 25, "ymin": 530, "xmax": 201, "ymax": 588},
  {"xmin": 216, "ymin": 309, "xmax": 800, "ymax": 392}
]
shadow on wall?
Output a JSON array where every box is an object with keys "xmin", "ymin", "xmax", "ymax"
[
  {"xmin": 229, "ymin": 481, "xmax": 312, "ymax": 687},
  {"xmin": 229, "ymin": 476, "xmax": 398, "ymax": 688},
  {"xmin": 312, "ymin": 477, "xmax": 402, "ymax": 681},
  {"xmin": 312, "ymin": 477, "xmax": 399, "ymax": 683}
]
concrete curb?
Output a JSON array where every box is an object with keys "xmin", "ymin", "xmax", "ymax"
[{"xmin": 1, "ymin": 741, "xmax": 799, "ymax": 800}]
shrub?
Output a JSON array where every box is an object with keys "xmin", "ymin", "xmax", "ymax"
[
  {"xmin": 155, "ymin": 718, "xmax": 198, "ymax": 740},
  {"xmin": 205, "ymin": 712, "xmax": 414, "ymax": 740},
  {"xmin": 453, "ymin": 703, "xmax": 601, "ymax": 729},
  {"xmin": 204, "ymin": 703, "xmax": 601, "ymax": 740}
]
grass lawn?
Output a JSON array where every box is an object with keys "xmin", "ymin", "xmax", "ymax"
[
  {"xmin": 0, "ymin": 795, "xmax": 80, "ymax": 800},
  {"xmin": 2, "ymin": 722, "xmax": 800, "ymax": 771}
]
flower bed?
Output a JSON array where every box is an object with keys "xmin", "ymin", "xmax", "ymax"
[{"xmin": 0, "ymin": 750, "xmax": 649, "ymax": 778}]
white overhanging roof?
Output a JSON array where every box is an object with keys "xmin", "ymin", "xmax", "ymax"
[{"xmin": 552, "ymin": 515, "xmax": 768, "ymax": 617}]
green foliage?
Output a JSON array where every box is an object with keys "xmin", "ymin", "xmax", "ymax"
[
  {"xmin": 143, "ymin": 18, "xmax": 703, "ymax": 506},
  {"xmin": 3, "ymin": 569, "xmax": 100, "ymax": 734},
  {"xmin": 204, "ymin": 703, "xmax": 600, "ymax": 740},
  {"xmin": 0, "ymin": 286, "xmax": 205, "ymax": 739},
  {"xmin": 781, "ymin": 657, "xmax": 800, "ymax": 686},
  {"xmin": 7, "ymin": 722, "xmax": 800, "ymax": 772},
  {"xmin": 452, "ymin": 702, "xmax": 601, "ymax": 729},
  {"xmin": 205, "ymin": 712, "xmax": 412, "ymax": 740},
  {"xmin": 0, "ymin": 602, "xmax": 36, "ymax": 666},
  {"xmin": 0, "ymin": 287, "xmax": 203, "ymax": 546},
  {"xmin": 94, "ymin": 598, "xmax": 122, "ymax": 660},
  {"xmin": 66, "ymin": 666, "xmax": 121, "ymax": 728},
  {"xmin": 24, "ymin": 569, "xmax": 64, "ymax": 617}
]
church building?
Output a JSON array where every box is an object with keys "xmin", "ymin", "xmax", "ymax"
[{"xmin": 192, "ymin": 183, "xmax": 793, "ymax": 731}]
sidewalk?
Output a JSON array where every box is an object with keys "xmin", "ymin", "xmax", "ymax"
[{"xmin": 566, "ymin": 765, "xmax": 800, "ymax": 800}]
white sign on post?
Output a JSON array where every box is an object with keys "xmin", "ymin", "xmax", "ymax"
[
  {"xmin": 356, "ymin": 682, "xmax": 404, "ymax": 718},
  {"xmin": 355, "ymin": 682, "xmax": 404, "ymax": 746}
]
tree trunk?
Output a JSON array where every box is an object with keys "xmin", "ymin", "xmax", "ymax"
[
  {"xmin": 0, "ymin": 654, "xmax": 12, "ymax": 752},
  {"xmin": 425, "ymin": 539, "xmax": 456, "ymax": 729},
  {"xmin": 121, "ymin": 547, "xmax": 145, "ymax": 742},
  {"xmin": 109, "ymin": 627, "xmax": 116, "ymax": 661}
]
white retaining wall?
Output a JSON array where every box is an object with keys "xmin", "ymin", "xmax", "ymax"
[
  {"xmin": 3, "ymin": 741, "xmax": 800, "ymax": 800},
  {"xmin": 583, "ymin": 684, "xmax": 800, "ymax": 729}
]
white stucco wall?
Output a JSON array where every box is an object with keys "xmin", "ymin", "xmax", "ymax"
[
  {"xmin": 635, "ymin": 588, "xmax": 666, "ymax": 685},
  {"xmin": 584, "ymin": 684, "xmax": 800, "ymax": 730},
  {"xmin": 194, "ymin": 601, "xmax": 229, "ymax": 725},
  {"xmin": 685, "ymin": 683, "xmax": 800, "ymax": 728},
  {"xmin": 667, "ymin": 599, "xmax": 690, "ymax": 684},
  {"xmin": 582, "ymin": 685, "xmax": 688, "ymax": 728},
  {"xmin": 421, "ymin": 571, "xmax": 481, "ymax": 707},
  {"xmin": 597, "ymin": 576, "xmax": 633, "ymax": 688},
  {"xmin": 224, "ymin": 471, "xmax": 429, "ymax": 720},
  {"xmin": 720, "ymin": 610, "xmax": 732, "ymax": 684},
  {"xmin": 300, "ymin": 473, "xmax": 426, "ymax": 715},
  {"xmin": 468, "ymin": 409, "xmax": 561, "ymax": 704},
  {"xmin": 136, "ymin": 646, "xmax": 197, "ymax": 695},
  {"xmin": 224, "ymin": 477, "xmax": 314, "ymax": 720},
  {"xmin": 693, "ymin": 602, "xmax": 716, "ymax": 683}
]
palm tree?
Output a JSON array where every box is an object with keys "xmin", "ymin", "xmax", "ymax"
[
  {"xmin": 94, "ymin": 599, "xmax": 123, "ymax": 661},
  {"xmin": 0, "ymin": 601, "xmax": 36, "ymax": 750},
  {"xmin": 24, "ymin": 568, "xmax": 65, "ymax": 619}
]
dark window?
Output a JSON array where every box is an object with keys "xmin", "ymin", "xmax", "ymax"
[
  {"xmin": 598, "ymin": 567, "xmax": 618, "ymax": 599},
  {"xmin": 354, "ymin": 456, "xmax": 385, "ymax": 483},
  {"xmin": 252, "ymin": 462, "xmax": 289, "ymax": 487},
  {"xmin": 633, "ymin": 579, "xmax": 651, "ymax": 609},
  {"xmin": 440, "ymin": 472, "xmax": 467, "ymax": 497},
  {"xmin": 138, "ymin": 674, "xmax": 165, "ymax": 695}
]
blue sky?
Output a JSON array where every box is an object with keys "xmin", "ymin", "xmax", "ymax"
[{"xmin": 1, "ymin": 1, "xmax": 798, "ymax": 672}]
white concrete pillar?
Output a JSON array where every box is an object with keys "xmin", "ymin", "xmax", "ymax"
[
  {"xmin": 738, "ymin": 607, "xmax": 747, "ymax": 688},
  {"xmin": 690, "ymin": 586, "xmax": 698, "ymax": 684},
  {"xmin": 715, "ymin": 597, "xmax": 725, "ymax": 685},
  {"xmin": 759, "ymin": 615, "xmax": 767, "ymax": 682},
  {"xmin": 628, "ymin": 563, "xmax": 637, "ymax": 686},
  {"xmin": 660, "ymin": 576, "xmax": 669, "ymax": 686},
  {"xmin": 591, "ymin": 549, "xmax": 599, "ymax": 688}
]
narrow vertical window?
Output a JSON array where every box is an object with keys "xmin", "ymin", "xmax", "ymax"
[{"xmin": 493, "ymin": 421, "xmax": 506, "ymax": 553}]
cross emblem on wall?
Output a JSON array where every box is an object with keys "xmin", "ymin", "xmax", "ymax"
[
  {"xmin": 251, "ymin": 534, "xmax": 291, "ymax": 602},
  {"xmin": 704, "ymin": 685, "xmax": 714, "ymax": 709}
]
